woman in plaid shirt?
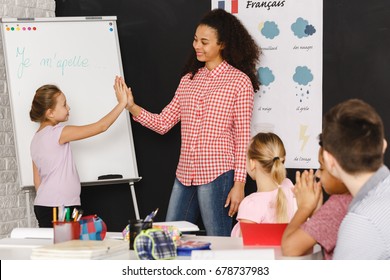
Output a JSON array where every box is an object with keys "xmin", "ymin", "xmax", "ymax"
[{"xmin": 122, "ymin": 9, "xmax": 260, "ymax": 236}]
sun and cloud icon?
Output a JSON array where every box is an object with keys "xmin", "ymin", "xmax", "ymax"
[
  {"xmin": 291, "ymin": 17, "xmax": 316, "ymax": 38},
  {"xmin": 258, "ymin": 21, "xmax": 280, "ymax": 39}
]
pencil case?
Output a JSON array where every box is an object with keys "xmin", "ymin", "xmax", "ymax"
[
  {"xmin": 79, "ymin": 215, "xmax": 107, "ymax": 240},
  {"xmin": 152, "ymin": 225, "xmax": 182, "ymax": 242},
  {"xmin": 134, "ymin": 228, "xmax": 177, "ymax": 260}
]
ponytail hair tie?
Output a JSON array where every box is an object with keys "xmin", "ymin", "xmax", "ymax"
[{"xmin": 273, "ymin": 157, "xmax": 280, "ymax": 162}]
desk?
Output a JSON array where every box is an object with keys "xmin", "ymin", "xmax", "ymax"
[{"xmin": 0, "ymin": 234, "xmax": 322, "ymax": 260}]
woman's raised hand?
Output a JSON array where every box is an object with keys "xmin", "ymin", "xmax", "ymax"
[{"xmin": 117, "ymin": 78, "xmax": 135, "ymax": 111}]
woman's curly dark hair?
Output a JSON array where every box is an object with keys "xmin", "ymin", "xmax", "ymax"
[{"xmin": 182, "ymin": 8, "xmax": 261, "ymax": 91}]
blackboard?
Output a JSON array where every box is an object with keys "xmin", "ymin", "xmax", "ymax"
[
  {"xmin": 1, "ymin": 16, "xmax": 139, "ymax": 188},
  {"xmin": 323, "ymin": 0, "xmax": 390, "ymax": 166}
]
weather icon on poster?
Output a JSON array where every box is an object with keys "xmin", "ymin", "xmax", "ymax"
[
  {"xmin": 293, "ymin": 66, "xmax": 313, "ymax": 102},
  {"xmin": 291, "ymin": 17, "xmax": 316, "ymax": 38},
  {"xmin": 258, "ymin": 21, "xmax": 280, "ymax": 39},
  {"xmin": 258, "ymin": 67, "xmax": 275, "ymax": 97}
]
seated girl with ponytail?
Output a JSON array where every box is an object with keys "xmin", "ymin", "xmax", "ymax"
[{"xmin": 231, "ymin": 132, "xmax": 297, "ymax": 237}]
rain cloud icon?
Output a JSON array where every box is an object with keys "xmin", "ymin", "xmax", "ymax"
[{"xmin": 293, "ymin": 66, "xmax": 313, "ymax": 86}]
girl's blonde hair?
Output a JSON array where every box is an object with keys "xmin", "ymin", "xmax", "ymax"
[
  {"xmin": 247, "ymin": 132, "xmax": 288, "ymax": 223},
  {"xmin": 30, "ymin": 84, "xmax": 62, "ymax": 123}
]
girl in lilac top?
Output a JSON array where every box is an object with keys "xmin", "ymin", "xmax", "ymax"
[
  {"xmin": 29, "ymin": 77, "xmax": 128, "ymax": 227},
  {"xmin": 231, "ymin": 133, "xmax": 297, "ymax": 237}
]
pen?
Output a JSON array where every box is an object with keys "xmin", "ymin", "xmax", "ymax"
[
  {"xmin": 76, "ymin": 209, "xmax": 83, "ymax": 221},
  {"xmin": 59, "ymin": 205, "xmax": 65, "ymax": 222},
  {"xmin": 53, "ymin": 207, "xmax": 57, "ymax": 222},
  {"xmin": 144, "ymin": 208, "xmax": 159, "ymax": 222},
  {"xmin": 64, "ymin": 207, "xmax": 70, "ymax": 222},
  {"xmin": 73, "ymin": 208, "xmax": 79, "ymax": 222}
]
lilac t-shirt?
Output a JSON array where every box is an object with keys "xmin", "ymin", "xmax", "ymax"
[
  {"xmin": 231, "ymin": 178, "xmax": 297, "ymax": 237},
  {"xmin": 31, "ymin": 124, "xmax": 81, "ymax": 206}
]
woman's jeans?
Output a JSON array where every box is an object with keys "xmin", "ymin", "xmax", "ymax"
[{"xmin": 165, "ymin": 170, "xmax": 234, "ymax": 236}]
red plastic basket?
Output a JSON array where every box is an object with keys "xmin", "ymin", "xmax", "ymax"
[{"xmin": 240, "ymin": 223, "xmax": 288, "ymax": 246}]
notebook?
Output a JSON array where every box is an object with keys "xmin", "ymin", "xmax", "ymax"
[
  {"xmin": 31, "ymin": 239, "xmax": 128, "ymax": 259},
  {"xmin": 240, "ymin": 223, "xmax": 288, "ymax": 246}
]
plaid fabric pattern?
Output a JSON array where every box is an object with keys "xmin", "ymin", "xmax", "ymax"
[
  {"xmin": 134, "ymin": 61, "xmax": 254, "ymax": 185},
  {"xmin": 134, "ymin": 229, "xmax": 177, "ymax": 260},
  {"xmin": 79, "ymin": 215, "xmax": 107, "ymax": 240}
]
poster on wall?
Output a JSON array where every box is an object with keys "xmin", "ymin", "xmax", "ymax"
[{"xmin": 211, "ymin": 0, "xmax": 323, "ymax": 169}]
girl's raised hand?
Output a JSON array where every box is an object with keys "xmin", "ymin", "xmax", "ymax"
[{"xmin": 113, "ymin": 76, "xmax": 127, "ymax": 107}]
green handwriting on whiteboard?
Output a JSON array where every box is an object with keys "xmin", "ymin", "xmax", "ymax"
[
  {"xmin": 40, "ymin": 54, "xmax": 89, "ymax": 75},
  {"xmin": 15, "ymin": 48, "xmax": 89, "ymax": 78},
  {"xmin": 16, "ymin": 47, "xmax": 31, "ymax": 79}
]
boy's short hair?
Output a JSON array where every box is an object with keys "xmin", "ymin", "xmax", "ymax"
[{"xmin": 322, "ymin": 99, "xmax": 384, "ymax": 173}]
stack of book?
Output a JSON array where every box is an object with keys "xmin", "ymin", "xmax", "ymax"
[{"xmin": 31, "ymin": 239, "xmax": 128, "ymax": 259}]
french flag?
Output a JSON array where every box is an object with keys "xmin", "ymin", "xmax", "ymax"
[{"xmin": 218, "ymin": 0, "xmax": 238, "ymax": 14}]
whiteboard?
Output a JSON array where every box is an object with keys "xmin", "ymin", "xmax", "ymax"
[{"xmin": 1, "ymin": 17, "xmax": 139, "ymax": 188}]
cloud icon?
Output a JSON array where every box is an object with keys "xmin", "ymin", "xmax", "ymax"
[
  {"xmin": 293, "ymin": 66, "xmax": 313, "ymax": 85},
  {"xmin": 291, "ymin": 18, "xmax": 316, "ymax": 38},
  {"xmin": 305, "ymin": 24, "xmax": 316, "ymax": 36},
  {"xmin": 258, "ymin": 67, "xmax": 275, "ymax": 86},
  {"xmin": 261, "ymin": 21, "xmax": 280, "ymax": 39}
]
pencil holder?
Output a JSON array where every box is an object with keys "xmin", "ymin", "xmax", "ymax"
[
  {"xmin": 128, "ymin": 219, "xmax": 153, "ymax": 250},
  {"xmin": 53, "ymin": 221, "xmax": 80, "ymax": 244}
]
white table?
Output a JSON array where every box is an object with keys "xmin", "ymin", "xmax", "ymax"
[{"xmin": 0, "ymin": 234, "xmax": 322, "ymax": 260}]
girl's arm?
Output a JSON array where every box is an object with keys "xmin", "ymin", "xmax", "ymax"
[
  {"xmin": 59, "ymin": 76, "xmax": 127, "ymax": 144},
  {"xmin": 32, "ymin": 161, "xmax": 41, "ymax": 191}
]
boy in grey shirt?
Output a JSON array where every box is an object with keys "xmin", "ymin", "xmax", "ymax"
[{"xmin": 322, "ymin": 99, "xmax": 390, "ymax": 259}]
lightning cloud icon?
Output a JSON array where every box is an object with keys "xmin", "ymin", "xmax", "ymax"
[{"xmin": 299, "ymin": 125, "xmax": 309, "ymax": 151}]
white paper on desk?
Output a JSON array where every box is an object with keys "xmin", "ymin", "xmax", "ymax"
[
  {"xmin": 191, "ymin": 249, "xmax": 275, "ymax": 260},
  {"xmin": 0, "ymin": 237, "xmax": 53, "ymax": 248},
  {"xmin": 10, "ymin": 228, "xmax": 53, "ymax": 239},
  {"xmin": 153, "ymin": 221, "xmax": 199, "ymax": 232},
  {"xmin": 10, "ymin": 228, "xmax": 124, "ymax": 240}
]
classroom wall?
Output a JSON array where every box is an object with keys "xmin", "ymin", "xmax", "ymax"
[{"xmin": 0, "ymin": 0, "xmax": 56, "ymax": 238}]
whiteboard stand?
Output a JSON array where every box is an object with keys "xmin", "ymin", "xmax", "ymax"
[
  {"xmin": 129, "ymin": 182, "xmax": 140, "ymax": 220},
  {"xmin": 81, "ymin": 177, "xmax": 142, "ymax": 220}
]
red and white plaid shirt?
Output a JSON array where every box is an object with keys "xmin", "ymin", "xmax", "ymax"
[{"xmin": 134, "ymin": 61, "xmax": 254, "ymax": 186}]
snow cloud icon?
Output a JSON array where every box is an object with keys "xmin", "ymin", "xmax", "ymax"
[{"xmin": 258, "ymin": 67, "xmax": 275, "ymax": 86}]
